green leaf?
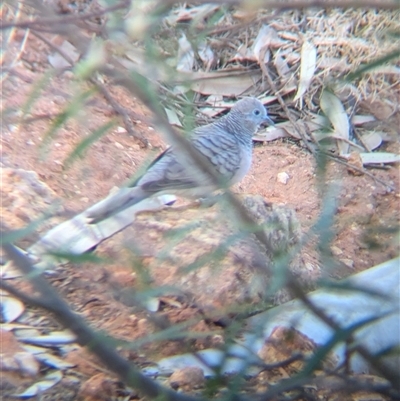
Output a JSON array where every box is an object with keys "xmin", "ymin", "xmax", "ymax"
[
  {"xmin": 40, "ymin": 87, "xmax": 97, "ymax": 154},
  {"xmin": 21, "ymin": 70, "xmax": 54, "ymax": 119},
  {"xmin": 299, "ymin": 312, "xmax": 391, "ymax": 377},
  {"xmin": 1, "ymin": 212, "xmax": 56, "ymax": 244},
  {"xmin": 345, "ymin": 49, "xmax": 400, "ymax": 81},
  {"xmin": 46, "ymin": 251, "xmax": 109, "ymax": 264},
  {"xmin": 63, "ymin": 119, "xmax": 117, "ymax": 167}
]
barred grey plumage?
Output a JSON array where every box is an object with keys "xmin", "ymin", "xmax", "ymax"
[{"xmin": 86, "ymin": 97, "xmax": 274, "ymax": 223}]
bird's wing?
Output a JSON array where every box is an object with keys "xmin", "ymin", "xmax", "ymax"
[
  {"xmin": 86, "ymin": 126, "xmax": 242, "ymax": 222},
  {"xmin": 193, "ymin": 130, "xmax": 241, "ymax": 178},
  {"xmin": 86, "ymin": 146, "xmax": 198, "ymax": 223},
  {"xmin": 137, "ymin": 150, "xmax": 200, "ymax": 193},
  {"xmin": 138, "ymin": 127, "xmax": 241, "ymax": 193}
]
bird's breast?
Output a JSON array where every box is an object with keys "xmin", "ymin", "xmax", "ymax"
[{"xmin": 230, "ymin": 146, "xmax": 252, "ymax": 185}]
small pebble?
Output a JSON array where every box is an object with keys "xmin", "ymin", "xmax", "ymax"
[
  {"xmin": 137, "ymin": 318, "xmax": 152, "ymax": 332},
  {"xmin": 169, "ymin": 367, "xmax": 205, "ymax": 390},
  {"xmin": 277, "ymin": 172, "xmax": 290, "ymax": 185},
  {"xmin": 63, "ymin": 71, "xmax": 74, "ymax": 79},
  {"xmin": 114, "ymin": 142, "xmax": 124, "ymax": 149},
  {"xmin": 340, "ymin": 258, "xmax": 354, "ymax": 269},
  {"xmin": 52, "ymin": 95, "xmax": 65, "ymax": 105},
  {"xmin": 8, "ymin": 125, "xmax": 18, "ymax": 133},
  {"xmin": 117, "ymin": 126, "xmax": 126, "ymax": 133},
  {"xmin": 331, "ymin": 246, "xmax": 343, "ymax": 256}
]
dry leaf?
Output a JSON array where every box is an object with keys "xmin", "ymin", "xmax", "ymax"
[
  {"xmin": 1, "ymin": 296, "xmax": 25, "ymax": 322},
  {"xmin": 159, "ymin": 296, "xmax": 184, "ymax": 308},
  {"xmin": 48, "ymin": 41, "xmax": 80, "ymax": 69},
  {"xmin": 280, "ymin": 127, "xmax": 301, "ymax": 140},
  {"xmin": 360, "ymin": 132, "xmax": 382, "ymax": 151},
  {"xmin": 252, "ymin": 24, "xmax": 286, "ymax": 64},
  {"xmin": 18, "ymin": 330, "xmax": 77, "ymax": 346},
  {"xmin": 164, "ymin": 108, "xmax": 183, "ymax": 127},
  {"xmin": 352, "ymin": 115, "xmax": 376, "ymax": 126},
  {"xmin": 200, "ymin": 95, "xmax": 233, "ymax": 118},
  {"xmin": 0, "ymin": 323, "xmax": 34, "ymax": 331},
  {"xmin": 35, "ymin": 353, "xmax": 76, "ymax": 370},
  {"xmin": 359, "ymin": 152, "xmax": 400, "ymax": 165},
  {"xmin": 232, "ymin": 8, "xmax": 257, "ymax": 20},
  {"xmin": 372, "ymin": 131, "xmax": 394, "ymax": 142},
  {"xmin": 253, "ymin": 128, "xmax": 289, "ymax": 142},
  {"xmin": 279, "ymin": 31, "xmax": 299, "ymax": 42},
  {"xmin": 273, "ymin": 52, "xmax": 290, "ymax": 79},
  {"xmin": 276, "ymin": 50, "xmax": 298, "ymax": 66},
  {"xmin": 14, "ymin": 371, "xmax": 62, "ymax": 397},
  {"xmin": 254, "ymin": 122, "xmax": 302, "ymax": 142},
  {"xmin": 204, "ymin": 94, "xmax": 224, "ymax": 105},
  {"xmin": 198, "ymin": 42, "xmax": 215, "ymax": 70},
  {"xmin": 176, "ymin": 33, "xmax": 194, "ymax": 73},
  {"xmin": 320, "ymin": 90, "xmax": 350, "ymax": 155},
  {"xmin": 188, "ymin": 70, "xmax": 262, "ymax": 96},
  {"xmin": 22, "ymin": 345, "xmax": 76, "ymax": 369},
  {"xmin": 310, "ymin": 114, "xmax": 329, "ymax": 127},
  {"xmin": 165, "ymin": 4, "xmax": 220, "ymax": 25},
  {"xmin": 293, "ymin": 41, "xmax": 317, "ymax": 101},
  {"xmin": 258, "ymin": 95, "xmax": 281, "ymax": 105},
  {"xmin": 231, "ymin": 43, "xmax": 253, "ymax": 62},
  {"xmin": 252, "ymin": 25, "xmax": 280, "ymax": 64},
  {"xmin": 274, "ymin": 122, "xmax": 302, "ymax": 139},
  {"xmin": 1, "ymin": 349, "xmax": 40, "ymax": 377}
]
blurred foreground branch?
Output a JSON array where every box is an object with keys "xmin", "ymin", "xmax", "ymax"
[
  {"xmin": 1, "ymin": 242, "xmax": 203, "ymax": 401},
  {"xmin": 1, "ymin": 0, "xmax": 399, "ymax": 34}
]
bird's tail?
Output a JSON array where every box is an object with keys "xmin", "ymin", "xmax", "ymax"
[
  {"xmin": 27, "ymin": 194, "xmax": 175, "ymax": 265},
  {"xmin": 85, "ymin": 186, "xmax": 149, "ymax": 223}
]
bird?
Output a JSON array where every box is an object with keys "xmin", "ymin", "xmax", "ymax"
[{"xmin": 85, "ymin": 97, "xmax": 274, "ymax": 224}]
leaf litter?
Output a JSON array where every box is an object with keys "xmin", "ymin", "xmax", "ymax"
[
  {"xmin": 157, "ymin": 7, "xmax": 398, "ymax": 167},
  {"xmin": 87, "ymin": 4, "xmax": 399, "ymax": 170}
]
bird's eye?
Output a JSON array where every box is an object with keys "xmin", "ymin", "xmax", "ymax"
[{"xmin": 253, "ymin": 109, "xmax": 261, "ymax": 116}]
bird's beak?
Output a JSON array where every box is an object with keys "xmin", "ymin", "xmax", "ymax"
[{"xmin": 263, "ymin": 115, "xmax": 275, "ymax": 127}]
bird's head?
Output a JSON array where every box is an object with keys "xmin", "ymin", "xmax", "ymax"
[{"xmin": 228, "ymin": 97, "xmax": 274, "ymax": 134}]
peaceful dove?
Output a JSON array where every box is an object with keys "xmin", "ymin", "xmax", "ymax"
[{"xmin": 86, "ymin": 97, "xmax": 274, "ymax": 223}]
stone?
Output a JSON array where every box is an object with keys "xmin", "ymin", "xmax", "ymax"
[
  {"xmin": 169, "ymin": 366, "xmax": 205, "ymax": 390},
  {"xmin": 277, "ymin": 171, "xmax": 290, "ymax": 184}
]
